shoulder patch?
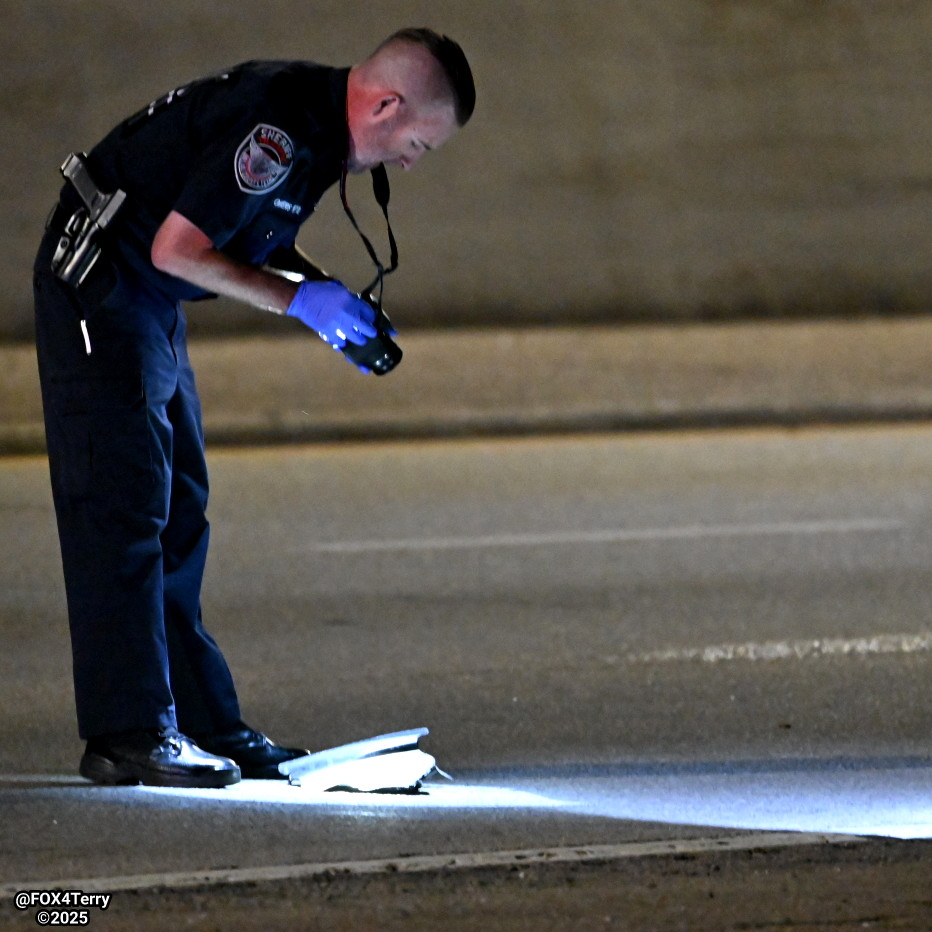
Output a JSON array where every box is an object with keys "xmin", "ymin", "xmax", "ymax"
[{"xmin": 234, "ymin": 124, "xmax": 294, "ymax": 194}]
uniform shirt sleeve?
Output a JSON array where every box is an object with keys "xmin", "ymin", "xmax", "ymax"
[
  {"xmin": 155, "ymin": 64, "xmax": 346, "ymax": 266},
  {"xmin": 170, "ymin": 121, "xmax": 287, "ymax": 249}
]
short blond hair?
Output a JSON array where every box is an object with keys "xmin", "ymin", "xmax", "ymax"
[{"xmin": 376, "ymin": 28, "xmax": 475, "ymax": 126}]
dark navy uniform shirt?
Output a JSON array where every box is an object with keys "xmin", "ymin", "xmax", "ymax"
[{"xmin": 84, "ymin": 61, "xmax": 350, "ymax": 300}]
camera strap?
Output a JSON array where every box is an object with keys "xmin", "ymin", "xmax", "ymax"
[{"xmin": 340, "ymin": 160, "xmax": 398, "ymax": 304}]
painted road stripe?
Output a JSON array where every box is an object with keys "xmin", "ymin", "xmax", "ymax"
[
  {"xmin": 0, "ymin": 832, "xmax": 864, "ymax": 897},
  {"xmin": 626, "ymin": 631, "xmax": 932, "ymax": 664},
  {"xmin": 303, "ymin": 518, "xmax": 903, "ymax": 553}
]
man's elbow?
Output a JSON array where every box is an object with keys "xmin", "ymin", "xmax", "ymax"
[
  {"xmin": 150, "ymin": 235, "xmax": 199, "ymax": 280},
  {"xmin": 150, "ymin": 238, "xmax": 180, "ymax": 276},
  {"xmin": 150, "ymin": 211, "xmax": 214, "ymax": 278}
]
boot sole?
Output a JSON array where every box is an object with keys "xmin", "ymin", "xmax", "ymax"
[{"xmin": 79, "ymin": 752, "xmax": 241, "ymax": 788}]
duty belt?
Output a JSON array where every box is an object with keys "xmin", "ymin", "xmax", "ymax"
[{"xmin": 48, "ymin": 152, "xmax": 126, "ymax": 287}]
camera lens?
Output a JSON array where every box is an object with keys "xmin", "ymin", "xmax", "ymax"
[
  {"xmin": 342, "ymin": 331, "xmax": 403, "ymax": 374},
  {"xmin": 342, "ymin": 306, "xmax": 402, "ymax": 374}
]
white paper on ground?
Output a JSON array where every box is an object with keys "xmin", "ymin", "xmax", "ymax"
[
  {"xmin": 280, "ymin": 727, "xmax": 451, "ymax": 793},
  {"xmin": 287, "ymin": 748, "xmax": 446, "ymax": 793}
]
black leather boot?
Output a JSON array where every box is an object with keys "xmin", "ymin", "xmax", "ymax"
[
  {"xmin": 194, "ymin": 721, "xmax": 308, "ymax": 779},
  {"xmin": 80, "ymin": 728, "xmax": 241, "ymax": 788}
]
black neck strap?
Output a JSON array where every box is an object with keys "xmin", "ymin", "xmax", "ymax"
[{"xmin": 340, "ymin": 161, "xmax": 399, "ymax": 303}]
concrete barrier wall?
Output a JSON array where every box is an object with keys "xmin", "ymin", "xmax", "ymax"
[{"xmin": 5, "ymin": 0, "xmax": 931, "ymax": 337}]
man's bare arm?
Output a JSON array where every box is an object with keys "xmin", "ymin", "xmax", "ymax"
[{"xmin": 150, "ymin": 210, "xmax": 299, "ymax": 313}]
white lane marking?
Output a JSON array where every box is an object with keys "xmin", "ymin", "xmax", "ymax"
[
  {"xmin": 0, "ymin": 832, "xmax": 864, "ymax": 897},
  {"xmin": 0, "ymin": 775, "xmax": 88, "ymax": 784},
  {"xmin": 303, "ymin": 518, "xmax": 903, "ymax": 553},
  {"xmin": 626, "ymin": 631, "xmax": 932, "ymax": 665}
]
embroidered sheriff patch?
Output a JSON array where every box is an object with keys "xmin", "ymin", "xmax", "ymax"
[{"xmin": 235, "ymin": 124, "xmax": 294, "ymax": 193}]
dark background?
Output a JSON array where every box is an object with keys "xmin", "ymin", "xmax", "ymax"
[{"xmin": 5, "ymin": 0, "xmax": 931, "ymax": 338}]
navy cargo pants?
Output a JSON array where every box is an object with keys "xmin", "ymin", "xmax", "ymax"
[{"xmin": 34, "ymin": 224, "xmax": 241, "ymax": 740}]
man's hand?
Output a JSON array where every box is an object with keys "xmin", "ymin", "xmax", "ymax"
[{"xmin": 286, "ymin": 280, "xmax": 378, "ymax": 347}]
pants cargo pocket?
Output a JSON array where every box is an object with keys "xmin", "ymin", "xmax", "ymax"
[{"xmin": 47, "ymin": 372, "xmax": 158, "ymax": 514}]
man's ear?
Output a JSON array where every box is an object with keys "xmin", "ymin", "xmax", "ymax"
[{"xmin": 372, "ymin": 94, "xmax": 402, "ymax": 120}]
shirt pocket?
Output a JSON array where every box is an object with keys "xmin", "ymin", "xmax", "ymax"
[{"xmin": 222, "ymin": 210, "xmax": 302, "ymax": 266}]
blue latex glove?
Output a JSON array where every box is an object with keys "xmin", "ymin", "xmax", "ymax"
[{"xmin": 286, "ymin": 280, "xmax": 378, "ymax": 348}]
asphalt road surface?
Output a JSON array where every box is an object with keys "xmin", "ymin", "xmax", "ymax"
[{"xmin": 1, "ymin": 425, "xmax": 929, "ymax": 928}]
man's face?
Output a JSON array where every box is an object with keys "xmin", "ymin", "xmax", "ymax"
[{"xmin": 348, "ymin": 99, "xmax": 458, "ymax": 173}]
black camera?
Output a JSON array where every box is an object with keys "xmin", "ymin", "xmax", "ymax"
[{"xmin": 341, "ymin": 294, "xmax": 403, "ymax": 375}]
